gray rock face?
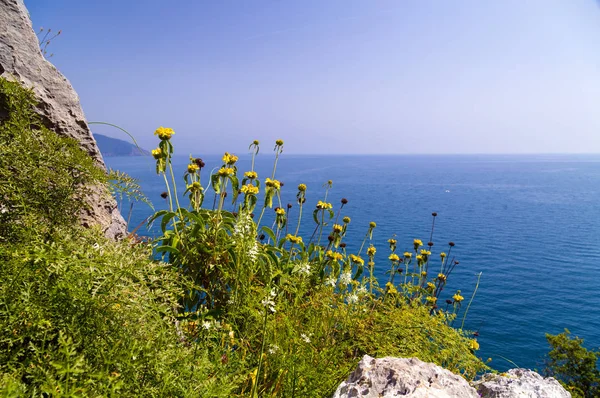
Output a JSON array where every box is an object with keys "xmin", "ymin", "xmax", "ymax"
[
  {"xmin": 0, "ymin": 0, "xmax": 126, "ymax": 238},
  {"xmin": 332, "ymin": 355, "xmax": 479, "ymax": 398},
  {"xmin": 473, "ymin": 368, "xmax": 571, "ymax": 398}
]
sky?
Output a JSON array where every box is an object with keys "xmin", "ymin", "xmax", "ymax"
[{"xmin": 25, "ymin": 0, "xmax": 600, "ymax": 154}]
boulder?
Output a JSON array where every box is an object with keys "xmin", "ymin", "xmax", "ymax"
[
  {"xmin": 332, "ymin": 355, "xmax": 479, "ymax": 398},
  {"xmin": 0, "ymin": 0, "xmax": 126, "ymax": 238},
  {"xmin": 473, "ymin": 368, "xmax": 571, "ymax": 398}
]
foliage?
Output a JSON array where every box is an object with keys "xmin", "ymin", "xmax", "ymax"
[
  {"xmin": 150, "ymin": 133, "xmax": 488, "ymax": 396},
  {"xmin": 0, "ymin": 77, "xmax": 105, "ymax": 243},
  {"xmin": 544, "ymin": 329, "xmax": 600, "ymax": 398}
]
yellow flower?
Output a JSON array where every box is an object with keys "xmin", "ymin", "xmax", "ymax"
[
  {"xmin": 440, "ymin": 252, "xmax": 447, "ymax": 258},
  {"xmin": 244, "ymin": 171, "xmax": 258, "ymax": 179},
  {"xmin": 426, "ymin": 296, "xmax": 437, "ymax": 304},
  {"xmin": 349, "ymin": 254, "xmax": 364, "ymax": 265},
  {"xmin": 151, "ymin": 148, "xmax": 162, "ymax": 159},
  {"xmin": 222, "ymin": 152, "xmax": 238, "ymax": 165},
  {"xmin": 240, "ymin": 184, "xmax": 259, "ymax": 195},
  {"xmin": 316, "ymin": 201, "xmax": 333, "ymax": 209},
  {"xmin": 189, "ymin": 181, "xmax": 202, "ymax": 191},
  {"xmin": 187, "ymin": 163, "xmax": 199, "ymax": 173},
  {"xmin": 326, "ymin": 250, "xmax": 344, "ymax": 261},
  {"xmin": 470, "ymin": 339, "xmax": 480, "ymax": 350},
  {"xmin": 389, "ymin": 253, "xmax": 400, "ymax": 262},
  {"xmin": 420, "ymin": 249, "xmax": 431, "ymax": 256},
  {"xmin": 366, "ymin": 246, "xmax": 376, "ymax": 256},
  {"xmin": 297, "ymin": 183, "xmax": 307, "ymax": 192},
  {"xmin": 275, "ymin": 208, "xmax": 285, "ymax": 216},
  {"xmin": 252, "ymin": 140, "xmax": 260, "ymax": 145},
  {"xmin": 217, "ymin": 167, "xmax": 234, "ymax": 177},
  {"xmin": 154, "ymin": 126, "xmax": 175, "ymax": 140},
  {"xmin": 368, "ymin": 261, "xmax": 375, "ymax": 267},
  {"xmin": 385, "ymin": 282, "xmax": 398, "ymax": 294},
  {"xmin": 438, "ymin": 273, "xmax": 447, "ymax": 282},
  {"xmin": 413, "ymin": 239, "xmax": 423, "ymax": 250},
  {"xmin": 416, "ymin": 255, "xmax": 423, "ymax": 262},
  {"xmin": 286, "ymin": 234, "xmax": 302, "ymax": 244},
  {"xmin": 369, "ymin": 222, "xmax": 376, "ymax": 228},
  {"xmin": 404, "ymin": 252, "xmax": 412, "ymax": 258},
  {"xmin": 452, "ymin": 292, "xmax": 464, "ymax": 302},
  {"xmin": 333, "ymin": 224, "xmax": 343, "ymax": 234},
  {"xmin": 421, "ymin": 271, "xmax": 427, "ymax": 277},
  {"xmin": 265, "ymin": 178, "xmax": 281, "ymax": 189},
  {"xmin": 427, "ymin": 282, "xmax": 436, "ymax": 290},
  {"xmin": 275, "ymin": 139, "xmax": 284, "ymax": 146},
  {"xmin": 343, "ymin": 216, "xmax": 351, "ymax": 224}
]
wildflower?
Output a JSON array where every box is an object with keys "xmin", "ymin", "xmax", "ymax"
[
  {"xmin": 248, "ymin": 242, "xmax": 259, "ymax": 263},
  {"xmin": 325, "ymin": 276, "xmax": 337, "ymax": 287},
  {"xmin": 187, "ymin": 163, "xmax": 199, "ymax": 173},
  {"xmin": 389, "ymin": 253, "xmax": 400, "ymax": 262},
  {"xmin": 426, "ymin": 296, "xmax": 437, "ymax": 304},
  {"xmin": 333, "ymin": 224, "xmax": 343, "ymax": 233},
  {"xmin": 154, "ymin": 126, "xmax": 175, "ymax": 140},
  {"xmin": 349, "ymin": 254, "xmax": 364, "ymax": 265},
  {"xmin": 327, "ymin": 235, "xmax": 334, "ymax": 242},
  {"xmin": 240, "ymin": 184, "xmax": 259, "ymax": 195},
  {"xmin": 453, "ymin": 292, "xmax": 464, "ymax": 302},
  {"xmin": 217, "ymin": 167, "xmax": 234, "ymax": 177},
  {"xmin": 369, "ymin": 221, "xmax": 376, "ymax": 228},
  {"xmin": 275, "ymin": 139, "xmax": 284, "ymax": 146},
  {"xmin": 261, "ymin": 288, "xmax": 277, "ymax": 313},
  {"xmin": 190, "ymin": 181, "xmax": 202, "ymax": 191},
  {"xmin": 244, "ymin": 171, "xmax": 258, "ymax": 179},
  {"xmin": 194, "ymin": 158, "xmax": 205, "ymax": 168},
  {"xmin": 285, "ymin": 234, "xmax": 303, "ymax": 244},
  {"xmin": 275, "ymin": 207, "xmax": 285, "ymax": 216},
  {"xmin": 404, "ymin": 252, "xmax": 412, "ymax": 258},
  {"xmin": 202, "ymin": 321, "xmax": 211, "ymax": 330},
  {"xmin": 438, "ymin": 273, "xmax": 447, "ymax": 282},
  {"xmin": 265, "ymin": 178, "xmax": 281, "ymax": 189},
  {"xmin": 160, "ymin": 191, "xmax": 168, "ymax": 199},
  {"xmin": 413, "ymin": 239, "xmax": 423, "ymax": 250},
  {"xmin": 420, "ymin": 249, "xmax": 431, "ymax": 256},
  {"xmin": 253, "ymin": 139, "xmax": 260, "ymax": 145},
  {"xmin": 300, "ymin": 333, "xmax": 311, "ymax": 343},
  {"xmin": 421, "ymin": 271, "xmax": 427, "ymax": 277},
  {"xmin": 440, "ymin": 252, "xmax": 447, "ymax": 258},
  {"xmin": 385, "ymin": 282, "xmax": 398, "ymax": 294},
  {"xmin": 340, "ymin": 242, "xmax": 347, "ymax": 248},
  {"xmin": 470, "ymin": 339, "xmax": 480, "ymax": 350},
  {"xmin": 347, "ymin": 293, "xmax": 358, "ymax": 304},
  {"xmin": 449, "ymin": 242, "xmax": 455, "ymax": 247},
  {"xmin": 416, "ymin": 255, "xmax": 423, "ymax": 262},
  {"xmin": 268, "ymin": 344, "xmax": 279, "ymax": 354},
  {"xmin": 341, "ymin": 198, "xmax": 348, "ymax": 204},
  {"xmin": 343, "ymin": 216, "xmax": 351, "ymax": 224},
  {"xmin": 298, "ymin": 263, "xmax": 311, "ymax": 276},
  {"xmin": 427, "ymin": 241, "xmax": 434, "ymax": 247},
  {"xmin": 339, "ymin": 271, "xmax": 352, "ymax": 285},
  {"xmin": 222, "ymin": 152, "xmax": 238, "ymax": 165},
  {"xmin": 427, "ymin": 282, "xmax": 436, "ymax": 290},
  {"xmin": 356, "ymin": 285, "xmax": 367, "ymax": 295},
  {"xmin": 368, "ymin": 261, "xmax": 375, "ymax": 268},
  {"xmin": 151, "ymin": 148, "xmax": 162, "ymax": 159},
  {"xmin": 367, "ymin": 246, "xmax": 376, "ymax": 256},
  {"xmin": 316, "ymin": 200, "xmax": 333, "ymax": 209},
  {"xmin": 326, "ymin": 250, "xmax": 344, "ymax": 261},
  {"xmin": 298, "ymin": 183, "xmax": 307, "ymax": 192}
]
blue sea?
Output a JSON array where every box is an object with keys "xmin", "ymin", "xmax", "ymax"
[{"xmin": 105, "ymin": 153, "xmax": 600, "ymax": 371}]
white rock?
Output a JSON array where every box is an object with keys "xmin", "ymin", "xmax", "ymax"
[
  {"xmin": 332, "ymin": 355, "xmax": 479, "ymax": 398},
  {"xmin": 0, "ymin": 0, "xmax": 126, "ymax": 239},
  {"xmin": 473, "ymin": 368, "xmax": 571, "ymax": 398}
]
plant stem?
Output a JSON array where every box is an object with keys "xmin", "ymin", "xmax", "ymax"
[{"xmin": 461, "ymin": 272, "xmax": 482, "ymax": 330}]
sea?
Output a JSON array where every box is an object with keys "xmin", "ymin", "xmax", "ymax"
[{"xmin": 105, "ymin": 153, "xmax": 600, "ymax": 372}]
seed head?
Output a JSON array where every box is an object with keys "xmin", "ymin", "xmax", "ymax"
[
  {"xmin": 160, "ymin": 192, "xmax": 168, "ymax": 199},
  {"xmin": 341, "ymin": 198, "xmax": 348, "ymax": 204}
]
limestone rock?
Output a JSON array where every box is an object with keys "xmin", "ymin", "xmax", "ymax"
[
  {"xmin": 473, "ymin": 368, "xmax": 571, "ymax": 398},
  {"xmin": 0, "ymin": 0, "xmax": 126, "ymax": 238},
  {"xmin": 332, "ymin": 355, "xmax": 479, "ymax": 398}
]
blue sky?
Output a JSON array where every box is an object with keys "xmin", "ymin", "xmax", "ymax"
[{"xmin": 26, "ymin": 0, "xmax": 600, "ymax": 154}]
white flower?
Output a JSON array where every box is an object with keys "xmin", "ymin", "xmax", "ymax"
[
  {"xmin": 202, "ymin": 321, "xmax": 211, "ymax": 330},
  {"xmin": 325, "ymin": 276, "xmax": 337, "ymax": 287},
  {"xmin": 268, "ymin": 344, "xmax": 279, "ymax": 354},
  {"xmin": 300, "ymin": 333, "xmax": 311, "ymax": 343},
  {"xmin": 261, "ymin": 288, "xmax": 277, "ymax": 313},
  {"xmin": 356, "ymin": 285, "xmax": 367, "ymax": 295},
  {"xmin": 347, "ymin": 293, "xmax": 358, "ymax": 304},
  {"xmin": 298, "ymin": 262, "xmax": 311, "ymax": 276},
  {"xmin": 339, "ymin": 271, "xmax": 352, "ymax": 286},
  {"xmin": 248, "ymin": 241, "xmax": 259, "ymax": 263}
]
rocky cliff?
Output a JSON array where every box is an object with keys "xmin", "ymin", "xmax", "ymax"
[{"xmin": 0, "ymin": 0, "xmax": 126, "ymax": 238}]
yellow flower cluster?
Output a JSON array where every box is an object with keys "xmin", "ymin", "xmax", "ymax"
[
  {"xmin": 265, "ymin": 178, "xmax": 281, "ymax": 189},
  {"xmin": 297, "ymin": 183, "xmax": 307, "ymax": 192},
  {"xmin": 333, "ymin": 224, "xmax": 343, "ymax": 233},
  {"xmin": 316, "ymin": 201, "xmax": 332, "ymax": 209},
  {"xmin": 240, "ymin": 184, "xmax": 259, "ymax": 195},
  {"xmin": 326, "ymin": 250, "xmax": 344, "ymax": 261},
  {"xmin": 154, "ymin": 126, "xmax": 175, "ymax": 140},
  {"xmin": 470, "ymin": 339, "xmax": 480, "ymax": 350},
  {"xmin": 389, "ymin": 253, "xmax": 400, "ymax": 262},
  {"xmin": 151, "ymin": 148, "xmax": 162, "ymax": 159},
  {"xmin": 427, "ymin": 282, "xmax": 436, "ymax": 290},
  {"xmin": 286, "ymin": 234, "xmax": 302, "ymax": 244},
  {"xmin": 366, "ymin": 246, "xmax": 376, "ymax": 256},
  {"xmin": 349, "ymin": 254, "xmax": 364, "ymax": 265},
  {"xmin": 244, "ymin": 171, "xmax": 258, "ymax": 179},
  {"xmin": 222, "ymin": 152, "xmax": 238, "ymax": 165},
  {"xmin": 385, "ymin": 282, "xmax": 398, "ymax": 295},
  {"xmin": 275, "ymin": 208, "xmax": 285, "ymax": 216},
  {"xmin": 218, "ymin": 167, "xmax": 234, "ymax": 177},
  {"xmin": 426, "ymin": 296, "xmax": 437, "ymax": 304},
  {"xmin": 453, "ymin": 292, "xmax": 464, "ymax": 302},
  {"xmin": 187, "ymin": 163, "xmax": 199, "ymax": 173}
]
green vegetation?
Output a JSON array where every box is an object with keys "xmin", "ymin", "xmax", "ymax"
[
  {"xmin": 544, "ymin": 330, "xmax": 600, "ymax": 398},
  {"xmin": 1, "ymin": 77, "xmax": 486, "ymax": 397}
]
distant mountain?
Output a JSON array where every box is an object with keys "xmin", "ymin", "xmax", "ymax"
[{"xmin": 94, "ymin": 134, "xmax": 149, "ymax": 157}]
